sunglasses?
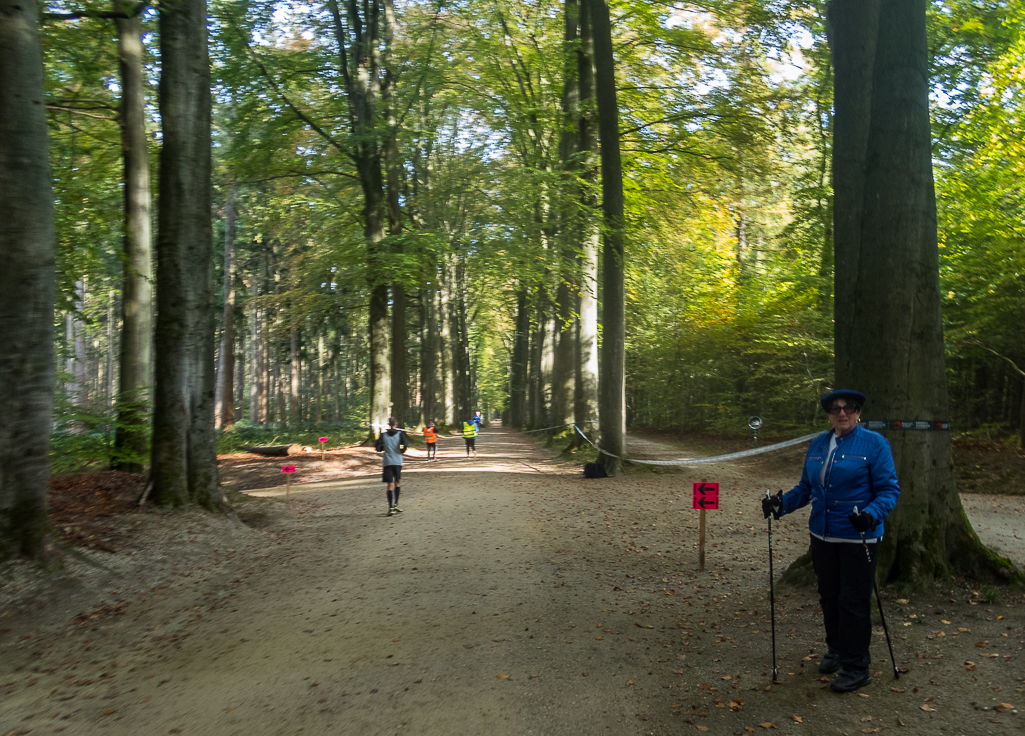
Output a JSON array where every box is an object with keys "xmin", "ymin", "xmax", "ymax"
[{"xmin": 828, "ymin": 404, "xmax": 861, "ymax": 415}]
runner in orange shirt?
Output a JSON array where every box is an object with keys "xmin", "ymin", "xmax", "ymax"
[{"xmin": 423, "ymin": 421, "xmax": 438, "ymax": 462}]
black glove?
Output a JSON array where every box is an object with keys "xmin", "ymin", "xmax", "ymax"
[
  {"xmin": 848, "ymin": 509, "xmax": 876, "ymax": 533},
  {"xmin": 761, "ymin": 490, "xmax": 783, "ymax": 520}
]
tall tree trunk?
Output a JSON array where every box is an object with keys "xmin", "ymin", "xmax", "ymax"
[
  {"xmin": 384, "ymin": 8, "xmax": 408, "ymax": 428},
  {"xmin": 326, "ymin": 0, "xmax": 391, "ymax": 438},
  {"xmin": 235, "ymin": 324, "xmax": 246, "ymax": 421},
  {"xmin": 551, "ymin": 0, "xmax": 580, "ymax": 430},
  {"xmin": 274, "ymin": 346, "xmax": 287, "ymax": 427},
  {"xmin": 114, "ymin": 0, "xmax": 154, "ymax": 469},
  {"xmin": 65, "ymin": 313, "xmax": 77, "ymax": 407},
  {"xmin": 0, "ymin": 0, "xmax": 56, "ymax": 560},
  {"xmin": 149, "ymin": 0, "xmax": 221, "ymax": 509},
  {"xmin": 391, "ymin": 284, "xmax": 408, "ymax": 424},
  {"xmin": 214, "ymin": 183, "xmax": 235, "ymax": 430},
  {"xmin": 590, "ymin": 0, "xmax": 625, "ymax": 474},
  {"xmin": 73, "ymin": 280, "xmax": 88, "ymax": 406},
  {"xmin": 249, "ymin": 298, "xmax": 259, "ymax": 423},
  {"xmin": 257, "ymin": 249, "xmax": 270, "ymax": 425},
  {"xmin": 453, "ymin": 258, "xmax": 472, "ymax": 421},
  {"xmin": 828, "ymin": 0, "xmax": 1017, "ymax": 584},
  {"xmin": 509, "ymin": 287, "xmax": 530, "ymax": 428},
  {"xmin": 527, "ymin": 292, "xmax": 547, "ymax": 427},
  {"xmin": 317, "ymin": 333, "xmax": 325, "ymax": 422},
  {"xmin": 419, "ymin": 286, "xmax": 436, "ymax": 425},
  {"xmin": 290, "ymin": 327, "xmax": 299, "ymax": 424},
  {"xmin": 438, "ymin": 262, "xmax": 455, "ymax": 424}
]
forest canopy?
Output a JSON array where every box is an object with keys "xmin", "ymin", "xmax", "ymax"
[{"xmin": 17, "ymin": 0, "xmax": 1025, "ymax": 468}]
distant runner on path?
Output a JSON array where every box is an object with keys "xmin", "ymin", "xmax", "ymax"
[
  {"xmin": 472, "ymin": 410, "xmax": 484, "ymax": 433},
  {"xmin": 423, "ymin": 421, "xmax": 438, "ymax": 462},
  {"xmin": 462, "ymin": 418, "xmax": 478, "ymax": 459},
  {"xmin": 375, "ymin": 417, "xmax": 408, "ymax": 516}
]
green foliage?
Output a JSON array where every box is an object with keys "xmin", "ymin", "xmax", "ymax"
[
  {"xmin": 620, "ymin": 2, "xmax": 834, "ymax": 433},
  {"xmin": 216, "ymin": 421, "xmax": 366, "ymax": 455},
  {"xmin": 932, "ymin": 1, "xmax": 1025, "ymax": 436},
  {"xmin": 50, "ymin": 391, "xmax": 151, "ymax": 475}
]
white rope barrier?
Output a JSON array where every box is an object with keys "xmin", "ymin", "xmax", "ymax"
[
  {"xmin": 521, "ymin": 420, "xmax": 597, "ymax": 433},
  {"xmin": 572, "ymin": 424, "xmax": 818, "ymax": 466}
]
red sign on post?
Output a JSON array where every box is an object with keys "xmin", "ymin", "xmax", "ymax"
[
  {"xmin": 692, "ymin": 482, "xmax": 720, "ymax": 510},
  {"xmin": 282, "ymin": 466, "xmax": 297, "ymax": 473}
]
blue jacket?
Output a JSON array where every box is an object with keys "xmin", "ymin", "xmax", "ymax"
[{"xmin": 781, "ymin": 424, "xmax": 900, "ymax": 541}]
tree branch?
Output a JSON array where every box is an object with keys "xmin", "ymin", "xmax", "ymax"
[
  {"xmin": 44, "ymin": 2, "xmax": 148, "ymax": 22},
  {"xmin": 239, "ymin": 170, "xmax": 358, "ymax": 184},
  {"xmin": 230, "ymin": 18, "xmax": 352, "ymax": 163},
  {"xmin": 47, "ymin": 104, "xmax": 119, "ymax": 122}
]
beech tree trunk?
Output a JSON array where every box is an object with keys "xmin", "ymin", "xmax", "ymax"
[
  {"xmin": 390, "ymin": 283, "xmax": 408, "ymax": 423},
  {"xmin": 290, "ymin": 327, "xmax": 299, "ymax": 423},
  {"xmin": 590, "ymin": 0, "xmax": 625, "ymax": 474},
  {"xmin": 549, "ymin": 0, "xmax": 580, "ymax": 430},
  {"xmin": 0, "ymin": 0, "xmax": 56, "ymax": 560},
  {"xmin": 248, "ymin": 292, "xmax": 260, "ymax": 423},
  {"xmin": 113, "ymin": 0, "xmax": 154, "ymax": 469},
  {"xmin": 419, "ymin": 287, "xmax": 436, "ymax": 426},
  {"xmin": 149, "ymin": 0, "xmax": 221, "ymax": 509},
  {"xmin": 527, "ymin": 292, "xmax": 547, "ymax": 427},
  {"xmin": 214, "ymin": 184, "xmax": 235, "ymax": 430},
  {"xmin": 828, "ymin": 0, "xmax": 1017, "ymax": 584},
  {"xmin": 509, "ymin": 288, "xmax": 530, "ymax": 427},
  {"xmin": 438, "ymin": 260, "xmax": 456, "ymax": 424},
  {"xmin": 326, "ymin": 0, "xmax": 391, "ymax": 438}
]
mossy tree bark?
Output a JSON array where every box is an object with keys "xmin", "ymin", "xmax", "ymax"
[
  {"xmin": 826, "ymin": 0, "xmax": 1020, "ymax": 585},
  {"xmin": 149, "ymin": 0, "xmax": 222, "ymax": 509},
  {"xmin": 590, "ymin": 0, "xmax": 624, "ymax": 475},
  {"xmin": 0, "ymin": 0, "xmax": 57, "ymax": 559}
]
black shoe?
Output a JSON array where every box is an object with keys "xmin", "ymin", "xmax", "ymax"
[
  {"xmin": 830, "ymin": 668, "xmax": 871, "ymax": 693},
  {"xmin": 818, "ymin": 650, "xmax": 841, "ymax": 674}
]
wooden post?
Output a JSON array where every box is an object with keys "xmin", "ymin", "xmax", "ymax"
[
  {"xmin": 699, "ymin": 508, "xmax": 706, "ymax": 571},
  {"xmin": 282, "ymin": 465, "xmax": 296, "ymax": 500},
  {"xmin": 319, "ymin": 436, "xmax": 328, "ymax": 461},
  {"xmin": 286, "ymin": 472, "xmax": 290, "ymax": 501}
]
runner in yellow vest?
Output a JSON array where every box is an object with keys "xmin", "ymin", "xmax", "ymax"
[{"xmin": 462, "ymin": 420, "xmax": 478, "ymax": 459}]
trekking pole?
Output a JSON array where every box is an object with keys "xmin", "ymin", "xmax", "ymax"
[
  {"xmin": 853, "ymin": 506, "xmax": 899, "ymax": 680},
  {"xmin": 765, "ymin": 490, "xmax": 778, "ymax": 681}
]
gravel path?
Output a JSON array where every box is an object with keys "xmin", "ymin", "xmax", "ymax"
[{"xmin": 1, "ymin": 427, "xmax": 1022, "ymax": 735}]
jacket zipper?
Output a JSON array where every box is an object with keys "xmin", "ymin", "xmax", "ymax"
[{"xmin": 822, "ymin": 436, "xmax": 843, "ymax": 538}]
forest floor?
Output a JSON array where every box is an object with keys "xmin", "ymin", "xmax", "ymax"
[{"xmin": 1, "ymin": 426, "xmax": 1023, "ymax": 736}]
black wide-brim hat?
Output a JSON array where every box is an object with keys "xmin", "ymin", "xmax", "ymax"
[{"xmin": 820, "ymin": 389, "xmax": 867, "ymax": 411}]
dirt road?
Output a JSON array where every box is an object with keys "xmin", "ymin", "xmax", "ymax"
[{"xmin": 2, "ymin": 427, "xmax": 1022, "ymax": 735}]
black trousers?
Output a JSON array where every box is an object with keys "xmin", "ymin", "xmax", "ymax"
[{"xmin": 810, "ymin": 535, "xmax": 878, "ymax": 672}]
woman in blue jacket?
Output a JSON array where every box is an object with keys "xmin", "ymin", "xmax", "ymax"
[{"xmin": 763, "ymin": 389, "xmax": 900, "ymax": 693}]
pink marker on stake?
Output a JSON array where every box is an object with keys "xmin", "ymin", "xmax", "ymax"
[
  {"xmin": 319, "ymin": 437, "xmax": 328, "ymax": 460},
  {"xmin": 282, "ymin": 465, "xmax": 296, "ymax": 499}
]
